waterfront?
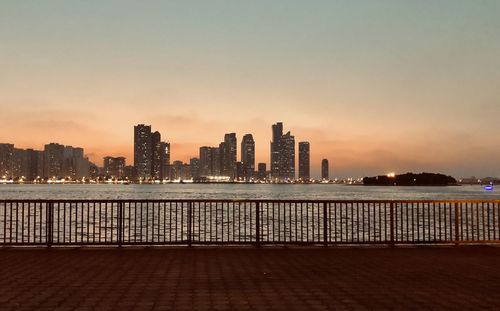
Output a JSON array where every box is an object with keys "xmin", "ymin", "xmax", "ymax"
[{"xmin": 0, "ymin": 184, "xmax": 498, "ymax": 200}]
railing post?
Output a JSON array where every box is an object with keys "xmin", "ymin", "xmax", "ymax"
[
  {"xmin": 323, "ymin": 202, "xmax": 328, "ymax": 247},
  {"xmin": 118, "ymin": 202, "xmax": 123, "ymax": 248},
  {"xmin": 47, "ymin": 202, "xmax": 53, "ymax": 248},
  {"xmin": 390, "ymin": 202, "xmax": 395, "ymax": 247},
  {"xmin": 255, "ymin": 202, "xmax": 260, "ymax": 247},
  {"xmin": 188, "ymin": 202, "xmax": 192, "ymax": 247},
  {"xmin": 454, "ymin": 202, "xmax": 460, "ymax": 245}
]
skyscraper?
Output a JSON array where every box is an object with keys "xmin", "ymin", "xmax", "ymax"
[
  {"xmin": 218, "ymin": 142, "xmax": 225, "ymax": 176},
  {"xmin": 270, "ymin": 122, "xmax": 283, "ymax": 179},
  {"xmin": 199, "ymin": 147, "xmax": 213, "ymax": 177},
  {"xmin": 241, "ymin": 134, "xmax": 255, "ymax": 180},
  {"xmin": 151, "ymin": 131, "xmax": 162, "ymax": 180},
  {"xmin": 223, "ymin": 133, "xmax": 237, "ymax": 179},
  {"xmin": 134, "ymin": 124, "xmax": 152, "ymax": 180},
  {"xmin": 161, "ymin": 142, "xmax": 170, "ymax": 180},
  {"xmin": 270, "ymin": 122, "xmax": 296, "ymax": 181},
  {"xmin": 44, "ymin": 143, "xmax": 64, "ymax": 179},
  {"xmin": 322, "ymin": 159, "xmax": 329, "ymax": 180},
  {"xmin": 298, "ymin": 142, "xmax": 310, "ymax": 181},
  {"xmin": 279, "ymin": 132, "xmax": 295, "ymax": 180},
  {"xmin": 199, "ymin": 146, "xmax": 222, "ymax": 177}
]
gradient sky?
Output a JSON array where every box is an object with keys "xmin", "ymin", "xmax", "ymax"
[{"xmin": 1, "ymin": 1, "xmax": 499, "ymax": 178}]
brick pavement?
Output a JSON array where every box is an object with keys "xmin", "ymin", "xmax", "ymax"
[{"xmin": 0, "ymin": 247, "xmax": 500, "ymax": 310}]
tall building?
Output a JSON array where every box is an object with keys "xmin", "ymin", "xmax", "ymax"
[
  {"xmin": 223, "ymin": 133, "xmax": 237, "ymax": 179},
  {"xmin": 134, "ymin": 124, "xmax": 152, "ymax": 180},
  {"xmin": 218, "ymin": 142, "xmax": 225, "ymax": 176},
  {"xmin": 26, "ymin": 149, "xmax": 43, "ymax": 181},
  {"xmin": 270, "ymin": 122, "xmax": 283, "ymax": 179},
  {"xmin": 161, "ymin": 142, "xmax": 170, "ymax": 180},
  {"xmin": 0, "ymin": 143, "xmax": 14, "ymax": 178},
  {"xmin": 241, "ymin": 134, "xmax": 255, "ymax": 180},
  {"xmin": 44, "ymin": 143, "xmax": 64, "ymax": 179},
  {"xmin": 279, "ymin": 132, "xmax": 295, "ymax": 180},
  {"xmin": 298, "ymin": 142, "xmax": 310, "ymax": 181},
  {"xmin": 151, "ymin": 131, "xmax": 162, "ymax": 180},
  {"xmin": 63, "ymin": 146, "xmax": 85, "ymax": 179},
  {"xmin": 103, "ymin": 156, "xmax": 126, "ymax": 179},
  {"xmin": 12, "ymin": 148, "xmax": 27, "ymax": 179},
  {"xmin": 199, "ymin": 147, "xmax": 213, "ymax": 177},
  {"xmin": 321, "ymin": 159, "xmax": 329, "ymax": 180},
  {"xmin": 257, "ymin": 163, "xmax": 267, "ymax": 180},
  {"xmin": 199, "ymin": 146, "xmax": 222, "ymax": 177},
  {"xmin": 190, "ymin": 157, "xmax": 200, "ymax": 179},
  {"xmin": 270, "ymin": 122, "xmax": 296, "ymax": 181}
]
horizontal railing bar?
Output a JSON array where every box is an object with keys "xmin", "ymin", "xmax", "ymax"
[{"xmin": 0, "ymin": 199, "xmax": 499, "ymax": 204}]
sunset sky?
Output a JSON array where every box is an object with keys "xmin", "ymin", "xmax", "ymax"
[{"xmin": 1, "ymin": 1, "xmax": 499, "ymax": 178}]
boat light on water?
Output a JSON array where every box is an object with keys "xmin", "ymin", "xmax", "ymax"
[{"xmin": 484, "ymin": 185, "xmax": 494, "ymax": 191}]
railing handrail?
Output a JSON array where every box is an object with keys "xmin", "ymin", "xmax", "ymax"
[
  {"xmin": 1, "ymin": 199, "xmax": 500, "ymax": 247},
  {"xmin": 0, "ymin": 199, "xmax": 499, "ymax": 203}
]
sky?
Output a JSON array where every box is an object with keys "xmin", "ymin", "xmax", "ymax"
[{"xmin": 1, "ymin": 1, "xmax": 499, "ymax": 178}]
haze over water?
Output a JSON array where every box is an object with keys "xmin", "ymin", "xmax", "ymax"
[{"xmin": 1, "ymin": 184, "xmax": 498, "ymax": 200}]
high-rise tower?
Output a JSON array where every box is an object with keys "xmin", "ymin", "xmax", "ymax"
[
  {"xmin": 223, "ymin": 133, "xmax": 237, "ymax": 179},
  {"xmin": 134, "ymin": 124, "xmax": 152, "ymax": 180},
  {"xmin": 270, "ymin": 122, "xmax": 283, "ymax": 179},
  {"xmin": 321, "ymin": 159, "xmax": 329, "ymax": 180},
  {"xmin": 298, "ymin": 142, "xmax": 310, "ymax": 181},
  {"xmin": 279, "ymin": 132, "xmax": 295, "ymax": 180},
  {"xmin": 241, "ymin": 134, "xmax": 255, "ymax": 180}
]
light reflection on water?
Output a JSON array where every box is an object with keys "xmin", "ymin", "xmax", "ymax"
[{"xmin": 0, "ymin": 184, "xmax": 498, "ymax": 200}]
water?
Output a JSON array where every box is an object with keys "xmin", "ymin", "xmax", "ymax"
[{"xmin": 0, "ymin": 183, "xmax": 498, "ymax": 200}]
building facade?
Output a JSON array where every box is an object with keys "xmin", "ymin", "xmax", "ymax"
[
  {"xmin": 270, "ymin": 122, "xmax": 283, "ymax": 179},
  {"xmin": 241, "ymin": 134, "xmax": 255, "ymax": 180},
  {"xmin": 279, "ymin": 132, "xmax": 295, "ymax": 181},
  {"xmin": 44, "ymin": 143, "xmax": 64, "ymax": 179},
  {"xmin": 103, "ymin": 156, "xmax": 126, "ymax": 179},
  {"xmin": 223, "ymin": 133, "xmax": 237, "ymax": 179},
  {"xmin": 257, "ymin": 163, "xmax": 267, "ymax": 180},
  {"xmin": 134, "ymin": 124, "xmax": 152, "ymax": 180},
  {"xmin": 151, "ymin": 131, "xmax": 162, "ymax": 180},
  {"xmin": 190, "ymin": 157, "xmax": 200, "ymax": 179},
  {"xmin": 321, "ymin": 159, "xmax": 329, "ymax": 180},
  {"xmin": 161, "ymin": 142, "xmax": 170, "ymax": 180},
  {"xmin": 0, "ymin": 143, "xmax": 14, "ymax": 178},
  {"xmin": 298, "ymin": 142, "xmax": 310, "ymax": 181}
]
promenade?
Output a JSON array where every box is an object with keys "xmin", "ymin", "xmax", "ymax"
[{"xmin": 1, "ymin": 247, "xmax": 499, "ymax": 310}]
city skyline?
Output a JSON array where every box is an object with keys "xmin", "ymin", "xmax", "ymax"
[
  {"xmin": 2, "ymin": 122, "xmax": 326, "ymax": 181},
  {"xmin": 1, "ymin": 1, "xmax": 500, "ymax": 178}
]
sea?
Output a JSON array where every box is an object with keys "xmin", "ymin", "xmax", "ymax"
[{"xmin": 0, "ymin": 183, "xmax": 498, "ymax": 200}]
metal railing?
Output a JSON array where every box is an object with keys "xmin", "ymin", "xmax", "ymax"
[{"xmin": 1, "ymin": 200, "xmax": 499, "ymax": 247}]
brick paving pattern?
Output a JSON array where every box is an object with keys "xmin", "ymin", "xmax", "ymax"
[{"xmin": 1, "ymin": 247, "xmax": 500, "ymax": 310}]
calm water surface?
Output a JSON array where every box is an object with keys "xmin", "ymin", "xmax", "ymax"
[{"xmin": 0, "ymin": 184, "xmax": 498, "ymax": 200}]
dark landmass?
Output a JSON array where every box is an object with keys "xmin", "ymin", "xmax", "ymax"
[{"xmin": 363, "ymin": 172, "xmax": 457, "ymax": 186}]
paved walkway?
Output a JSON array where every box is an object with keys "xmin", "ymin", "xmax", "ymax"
[{"xmin": 1, "ymin": 247, "xmax": 500, "ymax": 310}]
